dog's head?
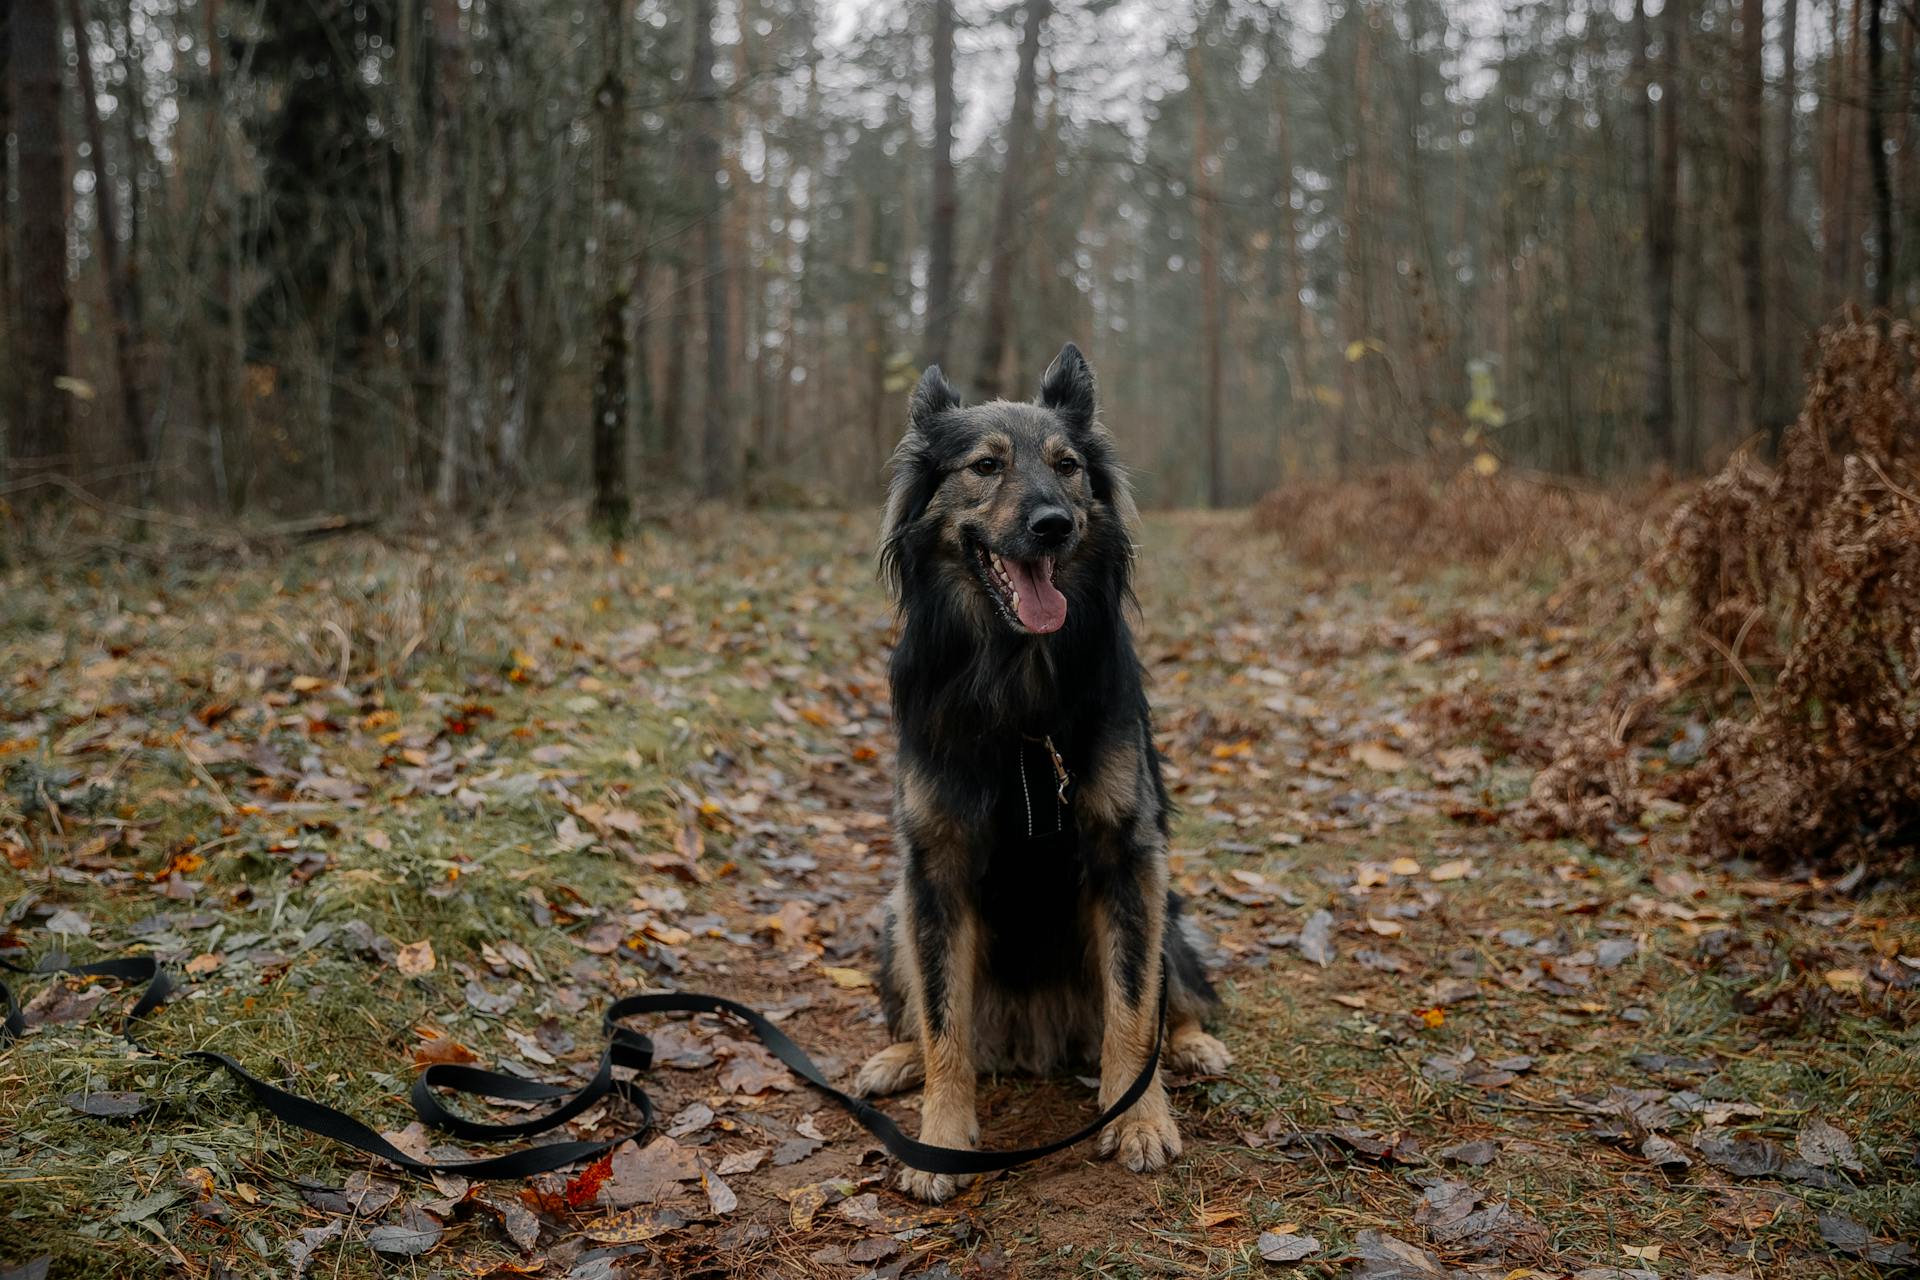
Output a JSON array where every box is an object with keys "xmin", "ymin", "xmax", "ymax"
[{"xmin": 880, "ymin": 343, "xmax": 1137, "ymax": 636}]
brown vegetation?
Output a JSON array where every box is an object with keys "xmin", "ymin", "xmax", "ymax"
[
  {"xmin": 1251, "ymin": 464, "xmax": 1637, "ymax": 574},
  {"xmin": 1523, "ymin": 316, "xmax": 1920, "ymax": 868}
]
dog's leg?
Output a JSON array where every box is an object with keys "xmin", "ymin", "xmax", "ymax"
[
  {"xmin": 1166, "ymin": 1016, "xmax": 1233, "ymax": 1075},
  {"xmin": 852, "ymin": 1041, "xmax": 924, "ymax": 1096},
  {"xmin": 895, "ymin": 863, "xmax": 981, "ymax": 1203},
  {"xmin": 1079, "ymin": 735, "xmax": 1183, "ymax": 1173},
  {"xmin": 1090, "ymin": 845, "xmax": 1182, "ymax": 1172},
  {"xmin": 855, "ymin": 889, "xmax": 927, "ymax": 1097}
]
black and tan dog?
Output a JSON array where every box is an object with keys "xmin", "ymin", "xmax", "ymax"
[{"xmin": 854, "ymin": 343, "xmax": 1231, "ymax": 1202}]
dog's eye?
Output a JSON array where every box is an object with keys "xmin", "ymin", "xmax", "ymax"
[
  {"xmin": 970, "ymin": 457, "xmax": 1001, "ymax": 476},
  {"xmin": 1054, "ymin": 457, "xmax": 1081, "ymax": 476}
]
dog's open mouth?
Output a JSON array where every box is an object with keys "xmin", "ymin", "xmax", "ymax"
[{"xmin": 970, "ymin": 538, "xmax": 1067, "ymax": 634}]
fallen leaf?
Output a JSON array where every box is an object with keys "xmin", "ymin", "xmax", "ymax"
[
  {"xmin": 365, "ymin": 1206, "xmax": 442, "ymax": 1256},
  {"xmin": 1428, "ymin": 859, "xmax": 1474, "ymax": 882},
  {"xmin": 665, "ymin": 1102, "xmax": 714, "ymax": 1138},
  {"xmin": 474, "ymin": 1192, "xmax": 541, "ymax": 1252},
  {"xmin": 564, "ymin": 1152, "xmax": 614, "ymax": 1210},
  {"xmin": 1438, "ymin": 1138, "xmax": 1496, "ymax": 1166},
  {"xmin": 62, "ymin": 1091, "xmax": 149, "ymax": 1118},
  {"xmin": 287, "ymin": 1220, "xmax": 345, "ymax": 1276},
  {"xmin": 702, "ymin": 1167, "xmax": 738, "ymax": 1216},
  {"xmin": 1817, "ymin": 1212, "xmax": 1915, "ymax": 1264},
  {"xmin": 579, "ymin": 1206, "xmax": 688, "ymax": 1244},
  {"xmin": 1697, "ymin": 1131, "xmax": 1784, "ymax": 1178},
  {"xmin": 1640, "ymin": 1135, "xmax": 1692, "ymax": 1171},
  {"xmin": 1297, "ymin": 909, "xmax": 1336, "ymax": 967},
  {"xmin": 600, "ymin": 1136, "xmax": 702, "ymax": 1208},
  {"xmin": 1796, "ymin": 1116, "xmax": 1864, "ymax": 1173},
  {"xmin": 716, "ymin": 1148, "xmax": 768, "ymax": 1176},
  {"xmin": 786, "ymin": 1178, "xmax": 853, "ymax": 1231},
  {"xmin": 821, "ymin": 965, "xmax": 872, "ymax": 989},
  {"xmin": 1350, "ymin": 1228, "xmax": 1447, "ymax": 1277},
  {"xmin": 394, "ymin": 939, "xmax": 435, "ymax": 977},
  {"xmin": 342, "ymin": 1172, "xmax": 401, "ymax": 1216},
  {"xmin": 411, "ymin": 1029, "xmax": 480, "ymax": 1069},
  {"xmin": 848, "ymin": 1237, "xmax": 899, "ymax": 1263},
  {"xmin": 1351, "ymin": 742, "xmax": 1408, "ymax": 772},
  {"xmin": 1257, "ymin": 1230, "xmax": 1321, "ymax": 1262}
]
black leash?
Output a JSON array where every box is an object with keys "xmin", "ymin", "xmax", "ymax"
[{"xmin": 1, "ymin": 952, "xmax": 1164, "ymax": 1180}]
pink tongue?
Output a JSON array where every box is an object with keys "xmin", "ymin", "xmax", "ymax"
[{"xmin": 1004, "ymin": 557, "xmax": 1067, "ymax": 633}]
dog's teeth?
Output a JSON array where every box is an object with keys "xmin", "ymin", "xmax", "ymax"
[{"xmin": 1010, "ymin": 589, "xmax": 1020, "ymax": 610}]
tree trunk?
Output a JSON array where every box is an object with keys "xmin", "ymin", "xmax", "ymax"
[
  {"xmin": 1643, "ymin": 0, "xmax": 1680, "ymax": 464},
  {"xmin": 0, "ymin": 0, "xmax": 14, "ymax": 436},
  {"xmin": 66, "ymin": 0, "xmax": 151, "ymax": 493},
  {"xmin": 924, "ymin": 0, "xmax": 958, "ymax": 371},
  {"xmin": 973, "ymin": 0, "xmax": 1048, "ymax": 400},
  {"xmin": 1267, "ymin": 30, "xmax": 1310, "ymax": 426},
  {"xmin": 1865, "ymin": 0, "xmax": 1892, "ymax": 308},
  {"xmin": 1776, "ymin": 0, "xmax": 1800, "ymax": 390},
  {"xmin": 430, "ymin": 0, "xmax": 471, "ymax": 508},
  {"xmin": 9, "ymin": 0, "xmax": 70, "ymax": 481},
  {"xmin": 690, "ymin": 0, "xmax": 732, "ymax": 498},
  {"xmin": 1187, "ymin": 41, "xmax": 1225, "ymax": 507},
  {"xmin": 662, "ymin": 262, "xmax": 689, "ymax": 480},
  {"xmin": 1823, "ymin": 0, "xmax": 1861, "ymax": 304},
  {"xmin": 591, "ymin": 0, "xmax": 631, "ymax": 539},
  {"xmin": 1732, "ymin": 0, "xmax": 1770, "ymax": 443}
]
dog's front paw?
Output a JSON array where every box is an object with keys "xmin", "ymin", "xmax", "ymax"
[
  {"xmin": 1099, "ymin": 1102, "xmax": 1183, "ymax": 1173},
  {"xmin": 1167, "ymin": 1025, "xmax": 1234, "ymax": 1076},
  {"xmin": 896, "ymin": 1165, "xmax": 972, "ymax": 1204},
  {"xmin": 852, "ymin": 1042, "xmax": 924, "ymax": 1097}
]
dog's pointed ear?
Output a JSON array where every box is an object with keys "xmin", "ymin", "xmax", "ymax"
[
  {"xmin": 1037, "ymin": 342, "xmax": 1096, "ymax": 432},
  {"xmin": 909, "ymin": 364, "xmax": 959, "ymax": 432}
]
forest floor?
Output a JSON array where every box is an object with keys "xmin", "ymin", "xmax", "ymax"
[{"xmin": 2, "ymin": 510, "xmax": 1916, "ymax": 1280}]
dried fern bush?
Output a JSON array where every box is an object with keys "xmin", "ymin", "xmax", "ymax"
[
  {"xmin": 1527, "ymin": 315, "xmax": 1920, "ymax": 869},
  {"xmin": 1252, "ymin": 464, "xmax": 1631, "ymax": 574}
]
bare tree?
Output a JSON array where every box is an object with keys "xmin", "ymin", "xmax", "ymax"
[
  {"xmin": 591, "ymin": 0, "xmax": 631, "ymax": 539},
  {"xmin": 1642, "ymin": 0, "xmax": 1680, "ymax": 463},
  {"xmin": 1187, "ymin": 38, "xmax": 1225, "ymax": 506},
  {"xmin": 1775, "ymin": 0, "xmax": 1800, "ymax": 382},
  {"xmin": 1732, "ymin": 0, "xmax": 1769, "ymax": 441},
  {"xmin": 924, "ymin": 0, "xmax": 958, "ymax": 371},
  {"xmin": 974, "ymin": 0, "xmax": 1048, "ymax": 400},
  {"xmin": 431, "ymin": 0, "xmax": 472, "ymax": 507},
  {"xmin": 0, "ymin": 0, "xmax": 13, "ymax": 432},
  {"xmin": 691, "ymin": 0, "xmax": 732, "ymax": 498},
  {"xmin": 8, "ymin": 0, "xmax": 69, "ymax": 481},
  {"xmin": 67, "ymin": 0, "xmax": 151, "ymax": 491},
  {"xmin": 1266, "ymin": 26, "xmax": 1310, "ymax": 429},
  {"xmin": 1865, "ymin": 0, "xmax": 1892, "ymax": 308}
]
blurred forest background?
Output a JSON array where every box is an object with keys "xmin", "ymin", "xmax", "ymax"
[{"xmin": 0, "ymin": 0, "xmax": 1915, "ymax": 525}]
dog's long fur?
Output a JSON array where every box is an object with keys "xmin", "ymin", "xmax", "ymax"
[{"xmin": 856, "ymin": 343, "xmax": 1230, "ymax": 1202}]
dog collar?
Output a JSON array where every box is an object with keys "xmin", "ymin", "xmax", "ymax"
[{"xmin": 1016, "ymin": 733, "xmax": 1072, "ymax": 838}]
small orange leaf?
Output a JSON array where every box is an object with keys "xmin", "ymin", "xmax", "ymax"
[{"xmin": 564, "ymin": 1153, "xmax": 615, "ymax": 1210}]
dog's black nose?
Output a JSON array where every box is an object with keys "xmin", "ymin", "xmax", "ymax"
[{"xmin": 1027, "ymin": 506, "xmax": 1073, "ymax": 545}]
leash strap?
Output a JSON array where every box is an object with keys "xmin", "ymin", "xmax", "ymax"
[{"xmin": 1, "ymin": 954, "xmax": 1165, "ymax": 1179}]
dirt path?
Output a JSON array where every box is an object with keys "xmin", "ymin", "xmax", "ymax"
[{"xmin": 2, "ymin": 513, "xmax": 1914, "ymax": 1279}]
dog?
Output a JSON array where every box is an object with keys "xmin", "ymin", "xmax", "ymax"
[{"xmin": 853, "ymin": 342, "xmax": 1231, "ymax": 1203}]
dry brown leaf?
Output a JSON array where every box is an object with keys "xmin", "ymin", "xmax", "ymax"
[
  {"xmin": 394, "ymin": 939, "xmax": 435, "ymax": 977},
  {"xmin": 1351, "ymin": 741, "xmax": 1408, "ymax": 772}
]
